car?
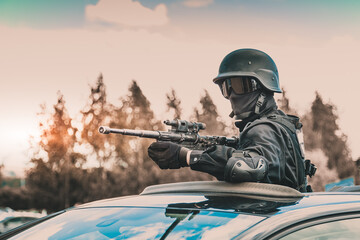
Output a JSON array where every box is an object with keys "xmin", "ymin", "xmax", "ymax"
[
  {"xmin": 0, "ymin": 208, "xmax": 46, "ymax": 235},
  {"xmin": 1, "ymin": 181, "xmax": 360, "ymax": 239}
]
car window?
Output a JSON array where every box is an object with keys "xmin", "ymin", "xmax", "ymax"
[
  {"xmin": 9, "ymin": 207, "xmax": 264, "ymax": 240},
  {"xmin": 280, "ymin": 218, "xmax": 360, "ymax": 240}
]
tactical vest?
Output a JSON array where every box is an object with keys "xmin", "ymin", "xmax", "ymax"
[{"xmin": 242, "ymin": 113, "xmax": 315, "ymax": 192}]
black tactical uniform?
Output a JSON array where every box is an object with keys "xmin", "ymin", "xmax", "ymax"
[
  {"xmin": 148, "ymin": 49, "xmax": 315, "ymax": 192},
  {"xmin": 189, "ymin": 109, "xmax": 310, "ymax": 192}
]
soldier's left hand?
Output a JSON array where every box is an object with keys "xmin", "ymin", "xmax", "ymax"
[{"xmin": 148, "ymin": 142, "xmax": 188, "ymax": 169}]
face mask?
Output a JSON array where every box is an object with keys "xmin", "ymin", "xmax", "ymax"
[{"xmin": 229, "ymin": 90, "xmax": 261, "ymax": 120}]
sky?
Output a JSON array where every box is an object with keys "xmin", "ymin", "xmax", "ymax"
[{"xmin": 0, "ymin": 0, "xmax": 360, "ymax": 176}]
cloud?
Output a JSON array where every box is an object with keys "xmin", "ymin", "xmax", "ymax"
[
  {"xmin": 183, "ymin": 0, "xmax": 213, "ymax": 8},
  {"xmin": 85, "ymin": 0, "xmax": 168, "ymax": 27}
]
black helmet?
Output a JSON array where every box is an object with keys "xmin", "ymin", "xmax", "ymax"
[{"xmin": 213, "ymin": 49, "xmax": 282, "ymax": 93}]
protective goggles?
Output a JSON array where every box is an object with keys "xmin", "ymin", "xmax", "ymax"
[{"xmin": 219, "ymin": 76, "xmax": 260, "ymax": 99}]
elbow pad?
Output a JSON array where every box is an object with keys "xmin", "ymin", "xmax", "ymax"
[{"xmin": 224, "ymin": 151, "xmax": 268, "ymax": 183}]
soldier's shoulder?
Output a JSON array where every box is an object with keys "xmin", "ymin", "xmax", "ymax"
[
  {"xmin": 243, "ymin": 118, "xmax": 281, "ymax": 136},
  {"xmin": 243, "ymin": 111, "xmax": 287, "ymax": 134}
]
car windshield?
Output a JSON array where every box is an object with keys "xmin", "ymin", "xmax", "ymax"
[{"xmin": 9, "ymin": 207, "xmax": 264, "ymax": 239}]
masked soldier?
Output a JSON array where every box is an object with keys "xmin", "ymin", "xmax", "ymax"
[{"xmin": 148, "ymin": 48, "xmax": 315, "ymax": 192}]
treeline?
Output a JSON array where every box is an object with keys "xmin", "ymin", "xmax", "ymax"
[
  {"xmin": 2, "ymin": 75, "xmax": 223, "ymax": 212},
  {"xmin": 0, "ymin": 75, "xmax": 357, "ymax": 212}
]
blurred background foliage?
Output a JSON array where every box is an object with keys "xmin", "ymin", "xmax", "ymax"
[{"xmin": 0, "ymin": 75, "xmax": 358, "ymax": 212}]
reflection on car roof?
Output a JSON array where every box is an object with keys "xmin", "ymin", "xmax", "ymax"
[{"xmin": 78, "ymin": 181, "xmax": 360, "ymax": 217}]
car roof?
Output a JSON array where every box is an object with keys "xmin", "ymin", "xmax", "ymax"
[{"xmin": 77, "ymin": 181, "xmax": 360, "ymax": 216}]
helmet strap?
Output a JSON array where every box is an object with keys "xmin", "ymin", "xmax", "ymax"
[{"xmin": 255, "ymin": 92, "xmax": 267, "ymax": 114}]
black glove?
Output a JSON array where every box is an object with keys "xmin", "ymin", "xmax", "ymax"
[{"xmin": 148, "ymin": 142, "xmax": 188, "ymax": 169}]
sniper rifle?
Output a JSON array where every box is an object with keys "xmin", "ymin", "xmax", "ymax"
[{"xmin": 99, "ymin": 119, "xmax": 238, "ymax": 150}]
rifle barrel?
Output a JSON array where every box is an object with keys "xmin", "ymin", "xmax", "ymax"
[{"xmin": 99, "ymin": 126, "xmax": 161, "ymax": 138}]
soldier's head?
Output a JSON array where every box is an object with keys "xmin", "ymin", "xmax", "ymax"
[{"xmin": 213, "ymin": 48, "xmax": 281, "ymax": 121}]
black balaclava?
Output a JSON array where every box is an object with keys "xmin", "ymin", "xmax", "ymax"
[
  {"xmin": 229, "ymin": 90, "xmax": 277, "ymax": 130},
  {"xmin": 229, "ymin": 90, "xmax": 262, "ymax": 120}
]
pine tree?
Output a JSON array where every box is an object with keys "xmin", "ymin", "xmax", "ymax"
[
  {"xmin": 79, "ymin": 74, "xmax": 122, "ymax": 200},
  {"xmin": 110, "ymin": 80, "xmax": 163, "ymax": 194},
  {"xmin": 192, "ymin": 90, "xmax": 227, "ymax": 135},
  {"xmin": 277, "ymin": 88, "xmax": 297, "ymax": 115},
  {"xmin": 27, "ymin": 92, "xmax": 86, "ymax": 212},
  {"xmin": 81, "ymin": 74, "xmax": 115, "ymax": 167},
  {"xmin": 310, "ymin": 92, "xmax": 355, "ymax": 178},
  {"xmin": 166, "ymin": 89, "xmax": 182, "ymax": 120}
]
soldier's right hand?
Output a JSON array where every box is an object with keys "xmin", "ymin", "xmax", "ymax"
[{"xmin": 148, "ymin": 142, "xmax": 189, "ymax": 169}]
